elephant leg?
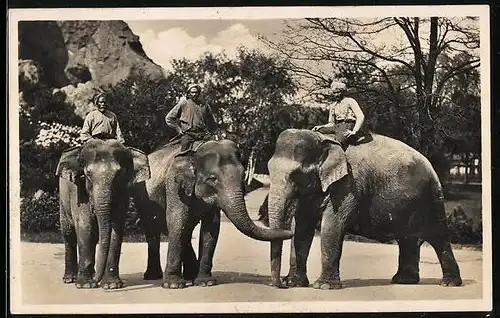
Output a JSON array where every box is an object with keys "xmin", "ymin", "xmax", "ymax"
[
  {"xmin": 60, "ymin": 220, "xmax": 77, "ymax": 284},
  {"xmin": 284, "ymin": 216, "xmax": 315, "ymax": 287},
  {"xmin": 75, "ymin": 214, "xmax": 98, "ymax": 289},
  {"xmin": 89, "ymin": 217, "xmax": 98, "ymax": 278},
  {"xmin": 181, "ymin": 235, "xmax": 198, "ymax": 283},
  {"xmin": 283, "ymin": 218, "xmax": 297, "ymax": 283},
  {"xmin": 426, "ymin": 235, "xmax": 462, "ymax": 287},
  {"xmin": 140, "ymin": 206, "xmax": 163, "ymax": 280},
  {"xmin": 162, "ymin": 206, "xmax": 189, "ymax": 289},
  {"xmin": 313, "ymin": 193, "xmax": 355, "ymax": 290},
  {"xmin": 391, "ymin": 236, "xmax": 421, "ymax": 284},
  {"xmin": 100, "ymin": 212, "xmax": 125, "ymax": 290},
  {"xmin": 194, "ymin": 209, "xmax": 220, "ymax": 287}
]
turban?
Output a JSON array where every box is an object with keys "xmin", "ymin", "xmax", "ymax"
[
  {"xmin": 186, "ymin": 84, "xmax": 201, "ymax": 93},
  {"xmin": 93, "ymin": 91, "xmax": 106, "ymax": 105},
  {"xmin": 329, "ymin": 81, "xmax": 347, "ymax": 92}
]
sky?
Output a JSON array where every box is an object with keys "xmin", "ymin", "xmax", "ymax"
[
  {"xmin": 125, "ymin": 17, "xmax": 480, "ymax": 105},
  {"xmin": 126, "ymin": 20, "xmax": 289, "ymax": 72}
]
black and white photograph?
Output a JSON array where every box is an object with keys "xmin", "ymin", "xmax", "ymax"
[{"xmin": 8, "ymin": 6, "xmax": 492, "ymax": 314}]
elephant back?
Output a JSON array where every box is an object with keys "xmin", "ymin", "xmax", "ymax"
[
  {"xmin": 346, "ymin": 134, "xmax": 439, "ymax": 190},
  {"xmin": 147, "ymin": 142, "xmax": 181, "ymax": 186}
]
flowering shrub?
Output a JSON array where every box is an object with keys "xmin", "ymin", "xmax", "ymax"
[
  {"xmin": 35, "ymin": 121, "xmax": 83, "ymax": 148},
  {"xmin": 20, "ymin": 191, "xmax": 60, "ymax": 233},
  {"xmin": 20, "ymin": 191, "xmax": 144, "ymax": 234}
]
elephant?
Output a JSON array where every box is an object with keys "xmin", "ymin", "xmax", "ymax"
[
  {"xmin": 132, "ymin": 138, "xmax": 293, "ymax": 289},
  {"xmin": 264, "ymin": 128, "xmax": 462, "ymax": 289},
  {"xmin": 56, "ymin": 139, "xmax": 150, "ymax": 289}
]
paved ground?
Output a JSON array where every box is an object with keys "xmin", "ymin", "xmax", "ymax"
[{"xmin": 12, "ymin": 188, "xmax": 488, "ymax": 313}]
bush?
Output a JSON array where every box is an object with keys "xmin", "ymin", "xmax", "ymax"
[
  {"xmin": 446, "ymin": 205, "xmax": 482, "ymax": 245},
  {"xmin": 20, "ymin": 191, "xmax": 144, "ymax": 235},
  {"xmin": 20, "ymin": 120, "xmax": 83, "ymax": 197},
  {"xmin": 20, "ymin": 191, "xmax": 60, "ymax": 233},
  {"xmin": 105, "ymin": 76, "xmax": 176, "ymax": 153},
  {"xmin": 20, "ymin": 142, "xmax": 66, "ymax": 197},
  {"xmin": 124, "ymin": 199, "xmax": 142, "ymax": 234}
]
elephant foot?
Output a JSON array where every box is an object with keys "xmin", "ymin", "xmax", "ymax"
[
  {"xmin": 75, "ymin": 277, "xmax": 99, "ymax": 289},
  {"xmin": 194, "ymin": 275, "xmax": 217, "ymax": 287},
  {"xmin": 101, "ymin": 277, "xmax": 124, "ymax": 290},
  {"xmin": 440, "ymin": 275, "xmax": 462, "ymax": 287},
  {"xmin": 270, "ymin": 278, "xmax": 289, "ymax": 289},
  {"xmin": 62, "ymin": 274, "xmax": 77, "ymax": 284},
  {"xmin": 391, "ymin": 271, "xmax": 420, "ymax": 284},
  {"xmin": 282, "ymin": 274, "xmax": 310, "ymax": 287},
  {"xmin": 144, "ymin": 269, "xmax": 163, "ymax": 280},
  {"xmin": 162, "ymin": 275, "xmax": 187, "ymax": 289},
  {"xmin": 313, "ymin": 278, "xmax": 342, "ymax": 290}
]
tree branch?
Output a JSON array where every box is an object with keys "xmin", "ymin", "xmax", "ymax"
[{"xmin": 434, "ymin": 59, "xmax": 480, "ymax": 99}]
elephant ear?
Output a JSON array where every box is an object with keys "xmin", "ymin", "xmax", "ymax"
[
  {"xmin": 127, "ymin": 147, "xmax": 151, "ymax": 185},
  {"xmin": 173, "ymin": 156, "xmax": 196, "ymax": 197},
  {"xmin": 317, "ymin": 141, "xmax": 349, "ymax": 193},
  {"xmin": 55, "ymin": 146, "xmax": 82, "ymax": 183}
]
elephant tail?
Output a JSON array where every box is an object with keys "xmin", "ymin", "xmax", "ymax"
[{"xmin": 428, "ymin": 173, "xmax": 449, "ymax": 232}]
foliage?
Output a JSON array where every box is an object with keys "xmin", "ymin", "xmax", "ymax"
[
  {"xmin": 20, "ymin": 191, "xmax": 145, "ymax": 235},
  {"xmin": 125, "ymin": 199, "xmax": 142, "ymax": 234},
  {"xmin": 103, "ymin": 75, "xmax": 176, "ymax": 154},
  {"xmin": 21, "ymin": 86, "xmax": 82, "ymax": 128},
  {"xmin": 262, "ymin": 17, "xmax": 481, "ymax": 182},
  {"xmin": 165, "ymin": 48, "xmax": 298, "ymax": 166},
  {"xmin": 20, "ymin": 120, "xmax": 83, "ymax": 197},
  {"xmin": 19, "ymin": 80, "xmax": 85, "ymax": 196},
  {"xmin": 446, "ymin": 205, "xmax": 482, "ymax": 245},
  {"xmin": 104, "ymin": 48, "xmax": 306, "ymax": 169},
  {"xmin": 20, "ymin": 191, "xmax": 60, "ymax": 233}
]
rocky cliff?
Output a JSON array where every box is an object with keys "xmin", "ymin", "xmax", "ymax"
[{"xmin": 18, "ymin": 20, "xmax": 165, "ymax": 118}]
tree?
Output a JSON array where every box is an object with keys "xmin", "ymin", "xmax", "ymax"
[
  {"xmin": 262, "ymin": 17, "xmax": 480, "ymax": 182},
  {"xmin": 104, "ymin": 74, "xmax": 176, "ymax": 153},
  {"xmin": 164, "ymin": 48, "xmax": 298, "ymax": 180}
]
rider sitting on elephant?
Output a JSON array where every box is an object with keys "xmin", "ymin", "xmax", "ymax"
[
  {"xmin": 165, "ymin": 84, "xmax": 218, "ymax": 152},
  {"xmin": 80, "ymin": 91, "xmax": 125, "ymax": 144},
  {"xmin": 312, "ymin": 81, "xmax": 365, "ymax": 147}
]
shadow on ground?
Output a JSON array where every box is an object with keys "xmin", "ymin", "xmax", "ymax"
[
  {"xmin": 201, "ymin": 271, "xmax": 477, "ymax": 289},
  {"xmin": 117, "ymin": 271, "xmax": 273, "ymax": 290},
  {"xmin": 213, "ymin": 271, "xmax": 271, "ymax": 285},
  {"xmin": 342, "ymin": 278, "xmax": 476, "ymax": 289}
]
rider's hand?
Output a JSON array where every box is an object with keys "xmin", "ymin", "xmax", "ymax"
[
  {"xmin": 312, "ymin": 125, "xmax": 323, "ymax": 132},
  {"xmin": 343, "ymin": 129, "xmax": 356, "ymax": 138}
]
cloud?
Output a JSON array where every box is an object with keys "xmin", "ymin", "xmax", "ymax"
[{"xmin": 135, "ymin": 23, "xmax": 264, "ymax": 71}]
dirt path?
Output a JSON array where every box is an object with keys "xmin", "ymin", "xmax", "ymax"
[{"xmin": 12, "ymin": 187, "xmax": 488, "ymax": 313}]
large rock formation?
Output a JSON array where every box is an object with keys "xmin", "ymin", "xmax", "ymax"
[{"xmin": 18, "ymin": 20, "xmax": 165, "ymax": 118}]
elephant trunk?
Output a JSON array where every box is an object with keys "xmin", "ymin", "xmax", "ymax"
[
  {"xmin": 219, "ymin": 190, "xmax": 293, "ymax": 242},
  {"xmin": 92, "ymin": 190, "xmax": 113, "ymax": 283}
]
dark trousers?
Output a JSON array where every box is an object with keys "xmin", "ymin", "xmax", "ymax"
[
  {"xmin": 92, "ymin": 133, "xmax": 114, "ymax": 140},
  {"xmin": 317, "ymin": 121, "xmax": 356, "ymax": 145},
  {"xmin": 179, "ymin": 131, "xmax": 213, "ymax": 151}
]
